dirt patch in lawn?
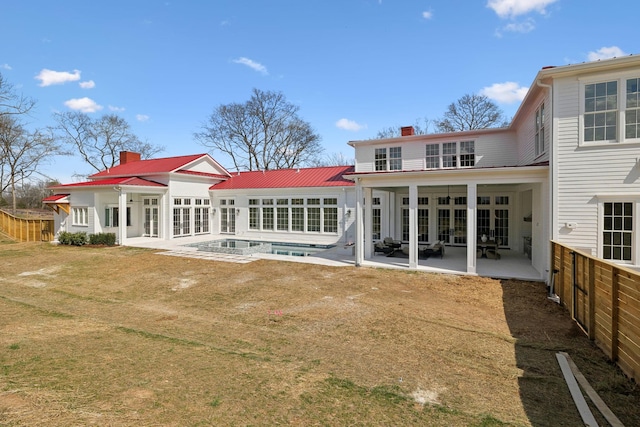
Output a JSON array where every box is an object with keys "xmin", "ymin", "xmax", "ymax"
[{"xmin": 0, "ymin": 242, "xmax": 638, "ymax": 426}]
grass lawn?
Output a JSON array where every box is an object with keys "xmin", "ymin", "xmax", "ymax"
[{"xmin": 1, "ymin": 241, "xmax": 638, "ymax": 426}]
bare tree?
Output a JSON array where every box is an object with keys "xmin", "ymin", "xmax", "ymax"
[
  {"xmin": 53, "ymin": 112, "xmax": 164, "ymax": 173},
  {"xmin": 310, "ymin": 152, "xmax": 354, "ymax": 167},
  {"xmin": 0, "ymin": 115, "xmax": 62, "ymax": 211},
  {"xmin": 435, "ymin": 94, "xmax": 508, "ymax": 133},
  {"xmin": 195, "ymin": 88, "xmax": 323, "ymax": 171},
  {"xmin": 374, "ymin": 117, "xmax": 431, "ymax": 139},
  {"xmin": 0, "ymin": 73, "xmax": 36, "ymax": 118}
]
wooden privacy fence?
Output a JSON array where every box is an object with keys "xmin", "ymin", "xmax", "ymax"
[
  {"xmin": 551, "ymin": 241, "xmax": 640, "ymax": 382},
  {"xmin": 0, "ymin": 209, "xmax": 54, "ymax": 242}
]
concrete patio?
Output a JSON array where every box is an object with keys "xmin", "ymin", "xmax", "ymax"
[{"xmin": 126, "ymin": 234, "xmax": 544, "ymax": 282}]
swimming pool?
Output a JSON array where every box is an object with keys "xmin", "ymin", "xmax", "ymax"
[{"xmin": 186, "ymin": 239, "xmax": 335, "ymax": 257}]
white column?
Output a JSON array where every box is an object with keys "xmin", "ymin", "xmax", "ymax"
[
  {"xmin": 118, "ymin": 190, "xmax": 127, "ymax": 246},
  {"xmin": 409, "ymin": 184, "xmax": 418, "ymax": 269},
  {"xmin": 466, "ymin": 183, "xmax": 477, "ymax": 274},
  {"xmin": 364, "ymin": 187, "xmax": 373, "ymax": 259},
  {"xmin": 355, "ymin": 179, "xmax": 364, "ymax": 266}
]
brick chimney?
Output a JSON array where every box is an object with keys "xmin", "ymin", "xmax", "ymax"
[
  {"xmin": 401, "ymin": 126, "xmax": 415, "ymax": 136},
  {"xmin": 120, "ymin": 151, "xmax": 141, "ymax": 165}
]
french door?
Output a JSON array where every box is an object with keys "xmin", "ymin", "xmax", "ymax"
[
  {"xmin": 476, "ymin": 196, "xmax": 510, "ymax": 246},
  {"xmin": 173, "ymin": 207, "xmax": 191, "ymax": 237},
  {"xmin": 220, "ymin": 199, "xmax": 236, "ymax": 234},
  {"xmin": 437, "ymin": 196, "xmax": 467, "ymax": 245},
  {"xmin": 143, "ymin": 198, "xmax": 159, "ymax": 237}
]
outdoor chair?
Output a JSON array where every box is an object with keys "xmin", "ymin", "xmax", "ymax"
[
  {"xmin": 420, "ymin": 241, "xmax": 444, "ymax": 259},
  {"xmin": 374, "ymin": 240, "xmax": 394, "ymax": 255},
  {"xmin": 382, "ymin": 237, "xmax": 402, "ymax": 249}
]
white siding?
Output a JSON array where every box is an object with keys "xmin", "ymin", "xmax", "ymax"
[{"xmin": 554, "ymin": 74, "xmax": 640, "ymax": 260}]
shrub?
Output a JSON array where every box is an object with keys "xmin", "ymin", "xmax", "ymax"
[
  {"xmin": 58, "ymin": 231, "xmax": 88, "ymax": 246},
  {"xmin": 89, "ymin": 233, "xmax": 116, "ymax": 246}
]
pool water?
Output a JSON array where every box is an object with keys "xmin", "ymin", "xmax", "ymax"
[{"xmin": 186, "ymin": 239, "xmax": 334, "ymax": 257}]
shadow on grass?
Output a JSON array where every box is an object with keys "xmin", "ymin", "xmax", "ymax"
[{"xmin": 500, "ymin": 279, "xmax": 639, "ymax": 427}]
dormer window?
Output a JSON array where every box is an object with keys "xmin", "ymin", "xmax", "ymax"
[{"xmin": 375, "ymin": 147, "xmax": 402, "ymax": 171}]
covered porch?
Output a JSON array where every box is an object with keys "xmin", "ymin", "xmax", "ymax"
[{"xmin": 351, "ymin": 166, "xmax": 550, "ymax": 281}]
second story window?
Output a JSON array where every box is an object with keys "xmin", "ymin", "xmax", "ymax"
[
  {"xmin": 389, "ymin": 147, "xmax": 402, "ymax": 170},
  {"xmin": 535, "ymin": 103, "xmax": 546, "ymax": 156},
  {"xmin": 442, "ymin": 142, "xmax": 457, "ymax": 168},
  {"xmin": 459, "ymin": 141, "xmax": 475, "ymax": 167},
  {"xmin": 375, "ymin": 148, "xmax": 387, "ymax": 171},
  {"xmin": 626, "ymin": 78, "xmax": 640, "ymax": 139},
  {"xmin": 425, "ymin": 144, "xmax": 439, "ymax": 168},
  {"xmin": 584, "ymin": 81, "xmax": 617, "ymax": 142}
]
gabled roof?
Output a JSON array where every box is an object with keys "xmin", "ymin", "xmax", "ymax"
[
  {"xmin": 42, "ymin": 194, "xmax": 69, "ymax": 202},
  {"xmin": 49, "ymin": 177, "xmax": 166, "ymax": 189},
  {"xmin": 90, "ymin": 154, "xmax": 229, "ymax": 178},
  {"xmin": 210, "ymin": 165, "xmax": 355, "ymax": 190}
]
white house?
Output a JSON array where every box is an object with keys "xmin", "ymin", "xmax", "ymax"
[
  {"xmin": 44, "ymin": 151, "xmax": 356, "ymax": 248},
  {"xmin": 346, "ymin": 54, "xmax": 640, "ymax": 280},
  {"xmin": 44, "ymin": 55, "xmax": 640, "ymax": 282}
]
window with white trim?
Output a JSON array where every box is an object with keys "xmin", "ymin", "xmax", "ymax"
[
  {"xmin": 372, "ymin": 197, "xmax": 381, "ymax": 240},
  {"xmin": 582, "ymin": 75, "xmax": 640, "ymax": 144},
  {"xmin": 535, "ymin": 103, "xmax": 546, "ymax": 156},
  {"xmin": 72, "ymin": 207, "xmax": 88, "ymax": 226},
  {"xmin": 389, "ymin": 147, "xmax": 402, "ymax": 170},
  {"xmin": 603, "ymin": 201, "xmax": 633, "ymax": 261},
  {"xmin": 459, "ymin": 141, "xmax": 475, "ymax": 167},
  {"xmin": 374, "ymin": 148, "xmax": 387, "ymax": 171},
  {"xmin": 425, "ymin": 144, "xmax": 439, "ymax": 168}
]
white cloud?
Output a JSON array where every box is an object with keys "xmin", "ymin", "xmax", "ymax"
[
  {"xmin": 487, "ymin": 0, "xmax": 558, "ymax": 18},
  {"xmin": 480, "ymin": 81, "xmax": 529, "ymax": 104},
  {"xmin": 108, "ymin": 105, "xmax": 126, "ymax": 112},
  {"xmin": 1, "ymin": 63, "xmax": 12, "ymax": 70},
  {"xmin": 79, "ymin": 80, "xmax": 95, "ymax": 89},
  {"xmin": 587, "ymin": 46, "xmax": 627, "ymax": 61},
  {"xmin": 35, "ymin": 68, "xmax": 81, "ymax": 87},
  {"xmin": 501, "ymin": 19, "xmax": 535, "ymax": 33},
  {"xmin": 64, "ymin": 97, "xmax": 103, "ymax": 113},
  {"xmin": 232, "ymin": 57, "xmax": 268, "ymax": 75},
  {"xmin": 422, "ymin": 10, "xmax": 433, "ymax": 19},
  {"xmin": 136, "ymin": 114, "xmax": 150, "ymax": 122},
  {"xmin": 336, "ymin": 118, "xmax": 366, "ymax": 131}
]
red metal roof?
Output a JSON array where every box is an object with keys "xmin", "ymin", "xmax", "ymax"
[
  {"xmin": 42, "ymin": 194, "xmax": 69, "ymax": 202},
  {"xmin": 90, "ymin": 154, "xmax": 217, "ymax": 178},
  {"xmin": 50, "ymin": 177, "xmax": 166, "ymax": 189},
  {"xmin": 175, "ymin": 169, "xmax": 229, "ymax": 180},
  {"xmin": 210, "ymin": 165, "xmax": 355, "ymax": 190}
]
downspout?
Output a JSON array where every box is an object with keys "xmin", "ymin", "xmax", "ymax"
[{"xmin": 537, "ymin": 79, "xmax": 554, "ymax": 285}]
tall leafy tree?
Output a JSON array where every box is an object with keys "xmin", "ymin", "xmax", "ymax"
[
  {"xmin": 195, "ymin": 88, "xmax": 323, "ymax": 171},
  {"xmin": 54, "ymin": 112, "xmax": 164, "ymax": 173},
  {"xmin": 435, "ymin": 94, "xmax": 508, "ymax": 133}
]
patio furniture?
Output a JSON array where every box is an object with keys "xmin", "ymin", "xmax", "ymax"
[
  {"xmin": 374, "ymin": 240, "xmax": 394, "ymax": 256},
  {"xmin": 485, "ymin": 239, "xmax": 502, "ymax": 260},
  {"xmin": 383, "ymin": 237, "xmax": 402, "ymax": 249},
  {"xmin": 478, "ymin": 239, "xmax": 499, "ymax": 259},
  {"xmin": 420, "ymin": 241, "xmax": 444, "ymax": 259}
]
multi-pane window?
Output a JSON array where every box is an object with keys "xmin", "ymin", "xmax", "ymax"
[
  {"xmin": 442, "ymin": 142, "xmax": 457, "ymax": 168},
  {"xmin": 323, "ymin": 198, "xmax": 338, "ymax": 233},
  {"xmin": 425, "ymin": 144, "xmax": 439, "ymax": 168},
  {"xmin": 459, "ymin": 141, "xmax": 475, "ymax": 167},
  {"xmin": 307, "ymin": 198, "xmax": 321, "ymax": 232},
  {"xmin": 262, "ymin": 199, "xmax": 274, "ymax": 230},
  {"xmin": 372, "ymin": 197, "xmax": 381, "ymax": 240},
  {"xmin": 249, "ymin": 199, "xmax": 259, "ymax": 230},
  {"xmin": 626, "ymin": 78, "xmax": 640, "ymax": 139},
  {"xmin": 535, "ymin": 103, "xmax": 546, "ymax": 156},
  {"xmin": 375, "ymin": 148, "xmax": 387, "ymax": 171},
  {"xmin": 389, "ymin": 147, "xmax": 402, "ymax": 170},
  {"xmin": 603, "ymin": 202, "xmax": 633, "ymax": 261},
  {"xmin": 584, "ymin": 81, "xmax": 617, "ymax": 142},
  {"xmin": 72, "ymin": 207, "xmax": 88, "ymax": 226},
  {"xmin": 277, "ymin": 199, "xmax": 288, "ymax": 231}
]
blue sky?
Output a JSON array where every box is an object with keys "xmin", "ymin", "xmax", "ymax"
[{"xmin": 0, "ymin": 0, "xmax": 636, "ymax": 182}]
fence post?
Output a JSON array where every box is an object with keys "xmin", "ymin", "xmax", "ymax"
[{"xmin": 610, "ymin": 266, "xmax": 619, "ymax": 362}]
